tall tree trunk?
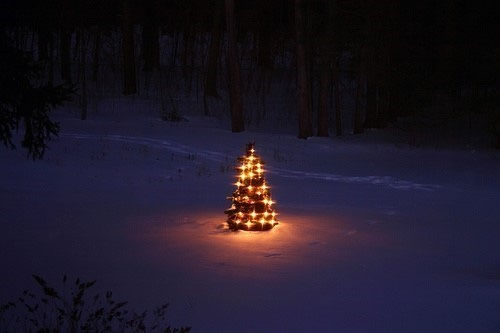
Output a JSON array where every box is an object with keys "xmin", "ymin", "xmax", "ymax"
[
  {"xmin": 47, "ymin": 33, "xmax": 54, "ymax": 85},
  {"xmin": 317, "ymin": 65, "xmax": 329, "ymax": 137},
  {"xmin": 295, "ymin": 0, "xmax": 313, "ymax": 139},
  {"xmin": 353, "ymin": 50, "xmax": 364, "ymax": 134},
  {"xmin": 353, "ymin": 69, "xmax": 364, "ymax": 134},
  {"xmin": 225, "ymin": 0, "xmax": 244, "ymax": 132},
  {"xmin": 92, "ymin": 31, "xmax": 100, "ymax": 82},
  {"xmin": 364, "ymin": 73, "xmax": 377, "ymax": 128},
  {"xmin": 142, "ymin": 20, "xmax": 160, "ymax": 72},
  {"xmin": 38, "ymin": 29, "xmax": 49, "ymax": 62},
  {"xmin": 80, "ymin": 29, "xmax": 87, "ymax": 120},
  {"xmin": 205, "ymin": 1, "xmax": 222, "ymax": 99},
  {"xmin": 121, "ymin": 0, "xmax": 137, "ymax": 95},
  {"xmin": 142, "ymin": 17, "xmax": 159, "ymax": 91},
  {"xmin": 60, "ymin": 29, "xmax": 72, "ymax": 83},
  {"xmin": 333, "ymin": 67, "xmax": 342, "ymax": 136},
  {"xmin": 377, "ymin": 85, "xmax": 388, "ymax": 127}
]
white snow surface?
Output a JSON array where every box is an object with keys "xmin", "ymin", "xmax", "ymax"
[{"xmin": 1, "ymin": 109, "xmax": 500, "ymax": 332}]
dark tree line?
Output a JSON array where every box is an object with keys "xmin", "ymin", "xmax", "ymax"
[{"xmin": 1, "ymin": 0, "xmax": 499, "ymax": 148}]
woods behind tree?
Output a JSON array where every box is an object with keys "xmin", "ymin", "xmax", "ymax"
[
  {"xmin": 1, "ymin": 0, "xmax": 499, "ymax": 148},
  {"xmin": 0, "ymin": 32, "xmax": 73, "ymax": 159}
]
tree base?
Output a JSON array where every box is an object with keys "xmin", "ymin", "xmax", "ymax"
[{"xmin": 227, "ymin": 220, "xmax": 278, "ymax": 231}]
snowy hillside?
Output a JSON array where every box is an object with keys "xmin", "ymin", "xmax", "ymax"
[{"xmin": 1, "ymin": 110, "xmax": 499, "ymax": 332}]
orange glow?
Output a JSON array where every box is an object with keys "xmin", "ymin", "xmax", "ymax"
[{"xmin": 139, "ymin": 212, "xmax": 359, "ymax": 279}]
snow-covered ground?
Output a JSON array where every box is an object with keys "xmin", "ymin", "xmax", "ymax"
[{"xmin": 1, "ymin": 108, "xmax": 500, "ymax": 332}]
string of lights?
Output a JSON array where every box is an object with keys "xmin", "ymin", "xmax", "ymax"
[{"xmin": 225, "ymin": 143, "xmax": 279, "ymax": 231}]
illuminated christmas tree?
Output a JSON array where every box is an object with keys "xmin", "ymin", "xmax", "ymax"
[{"xmin": 225, "ymin": 143, "xmax": 279, "ymax": 231}]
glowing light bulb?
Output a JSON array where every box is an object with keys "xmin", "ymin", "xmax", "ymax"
[
  {"xmin": 248, "ymin": 172, "xmax": 254, "ymax": 177},
  {"xmin": 261, "ymin": 184, "xmax": 267, "ymax": 190},
  {"xmin": 248, "ymin": 185, "xmax": 253, "ymax": 191},
  {"xmin": 256, "ymin": 191, "xmax": 261, "ymax": 195},
  {"xmin": 250, "ymin": 148, "xmax": 255, "ymax": 153},
  {"xmin": 251, "ymin": 211, "xmax": 257, "ymax": 219},
  {"xmin": 238, "ymin": 212, "xmax": 244, "ymax": 217},
  {"xmin": 235, "ymin": 181, "xmax": 242, "ymax": 187},
  {"xmin": 249, "ymin": 156, "xmax": 254, "ymax": 161},
  {"xmin": 269, "ymin": 200, "xmax": 274, "ymax": 206},
  {"xmin": 259, "ymin": 218, "xmax": 265, "ymax": 224},
  {"xmin": 264, "ymin": 211, "xmax": 269, "ymax": 217},
  {"xmin": 241, "ymin": 174, "xmax": 246, "ymax": 180},
  {"xmin": 235, "ymin": 219, "xmax": 241, "ymax": 224},
  {"xmin": 240, "ymin": 165, "xmax": 246, "ymax": 170},
  {"xmin": 256, "ymin": 162, "xmax": 261, "ymax": 167},
  {"xmin": 262, "ymin": 199, "xmax": 268, "ymax": 205},
  {"xmin": 271, "ymin": 212, "xmax": 276, "ymax": 217}
]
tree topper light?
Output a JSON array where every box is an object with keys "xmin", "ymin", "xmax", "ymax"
[{"xmin": 225, "ymin": 143, "xmax": 279, "ymax": 231}]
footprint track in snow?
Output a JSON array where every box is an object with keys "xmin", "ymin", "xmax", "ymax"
[{"xmin": 61, "ymin": 133, "xmax": 442, "ymax": 192}]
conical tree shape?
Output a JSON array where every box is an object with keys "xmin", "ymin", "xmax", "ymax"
[{"xmin": 225, "ymin": 143, "xmax": 279, "ymax": 231}]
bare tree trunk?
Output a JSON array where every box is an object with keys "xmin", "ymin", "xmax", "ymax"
[
  {"xmin": 121, "ymin": 0, "xmax": 136, "ymax": 95},
  {"xmin": 92, "ymin": 31, "xmax": 100, "ymax": 82},
  {"xmin": 295, "ymin": 0, "xmax": 313, "ymax": 139},
  {"xmin": 317, "ymin": 65, "xmax": 329, "ymax": 137},
  {"xmin": 225, "ymin": 0, "xmax": 244, "ymax": 132},
  {"xmin": 142, "ymin": 21, "xmax": 160, "ymax": 72},
  {"xmin": 60, "ymin": 29, "xmax": 72, "ymax": 83},
  {"xmin": 364, "ymin": 73, "xmax": 377, "ymax": 128},
  {"xmin": 80, "ymin": 29, "xmax": 87, "ymax": 120},
  {"xmin": 38, "ymin": 29, "xmax": 49, "ymax": 62},
  {"xmin": 142, "ymin": 17, "xmax": 159, "ymax": 91},
  {"xmin": 47, "ymin": 33, "xmax": 54, "ymax": 85},
  {"xmin": 205, "ymin": 1, "xmax": 222, "ymax": 99},
  {"xmin": 334, "ymin": 67, "xmax": 342, "ymax": 136},
  {"xmin": 353, "ymin": 66, "xmax": 364, "ymax": 134},
  {"xmin": 378, "ymin": 85, "xmax": 388, "ymax": 127}
]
